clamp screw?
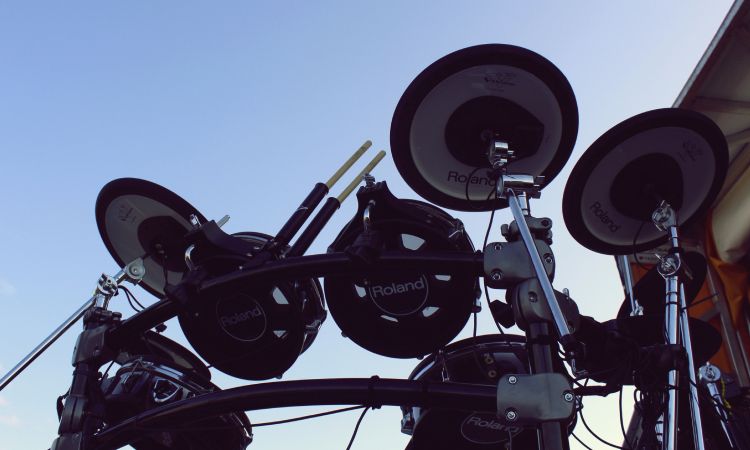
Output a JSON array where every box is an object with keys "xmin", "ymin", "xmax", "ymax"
[
  {"xmin": 563, "ymin": 391, "xmax": 574, "ymax": 403},
  {"xmin": 505, "ymin": 409, "xmax": 518, "ymax": 422},
  {"xmin": 493, "ymin": 243, "xmax": 502, "ymax": 251},
  {"xmin": 508, "ymin": 375, "xmax": 518, "ymax": 384},
  {"xmin": 490, "ymin": 270, "xmax": 503, "ymax": 281},
  {"xmin": 543, "ymin": 253, "xmax": 554, "ymax": 264}
]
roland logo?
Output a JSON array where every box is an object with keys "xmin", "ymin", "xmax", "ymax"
[
  {"xmin": 447, "ymin": 171, "xmax": 496, "ymax": 186},
  {"xmin": 589, "ymin": 201, "xmax": 621, "ymax": 233},
  {"xmin": 465, "ymin": 416, "xmax": 504, "ymax": 431},
  {"xmin": 369, "ymin": 279, "xmax": 426, "ymax": 298},
  {"xmin": 220, "ymin": 305, "xmax": 264, "ymax": 327}
]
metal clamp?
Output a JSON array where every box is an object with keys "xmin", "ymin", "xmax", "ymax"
[{"xmin": 497, "ymin": 373, "xmax": 575, "ymax": 425}]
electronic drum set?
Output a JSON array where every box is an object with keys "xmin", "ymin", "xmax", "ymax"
[{"xmin": 0, "ymin": 43, "xmax": 742, "ymax": 450}]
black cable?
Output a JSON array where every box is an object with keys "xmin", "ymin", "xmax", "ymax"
[
  {"xmin": 253, "ymin": 405, "xmax": 365, "ymax": 427},
  {"xmin": 632, "ymin": 221, "xmax": 648, "ymax": 270},
  {"xmin": 464, "ymin": 167, "xmax": 483, "ymax": 202},
  {"xmin": 345, "ymin": 406, "xmax": 369, "ymax": 450},
  {"xmin": 620, "ymin": 387, "xmax": 635, "ymax": 450},
  {"xmin": 101, "ymin": 360, "xmax": 116, "ymax": 380},
  {"xmin": 686, "ymin": 293, "xmax": 719, "ymax": 310},
  {"xmin": 473, "ymin": 309, "xmax": 478, "ymax": 338},
  {"xmin": 572, "ymin": 432, "xmax": 594, "ymax": 450},
  {"xmin": 118, "ymin": 285, "xmax": 146, "ymax": 311},
  {"xmin": 578, "ymin": 407, "xmax": 625, "ymax": 449}
]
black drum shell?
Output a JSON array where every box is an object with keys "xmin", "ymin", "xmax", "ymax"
[
  {"xmin": 100, "ymin": 357, "xmax": 252, "ymax": 450},
  {"xmin": 325, "ymin": 182, "xmax": 478, "ymax": 358}
]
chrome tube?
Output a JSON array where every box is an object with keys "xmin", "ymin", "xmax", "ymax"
[
  {"xmin": 663, "ymin": 273, "xmax": 680, "ymax": 450},
  {"xmin": 679, "ymin": 283, "xmax": 706, "ymax": 450},
  {"xmin": 506, "ymin": 189, "xmax": 571, "ymax": 339},
  {"xmin": 0, "ymin": 295, "xmax": 96, "ymax": 392}
]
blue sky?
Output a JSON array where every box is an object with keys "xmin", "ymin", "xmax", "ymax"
[{"xmin": 0, "ymin": 1, "xmax": 736, "ymax": 449}]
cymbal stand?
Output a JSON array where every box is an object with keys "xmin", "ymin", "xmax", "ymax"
[
  {"xmin": 485, "ymin": 138, "xmax": 579, "ymax": 450},
  {"xmin": 49, "ymin": 258, "xmax": 146, "ymax": 450},
  {"xmin": 651, "ymin": 201, "xmax": 705, "ymax": 450},
  {"xmin": 0, "ymin": 259, "xmax": 145, "ymax": 393}
]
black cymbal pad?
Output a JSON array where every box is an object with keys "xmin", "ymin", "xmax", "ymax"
[
  {"xmin": 96, "ymin": 178, "xmax": 206, "ymax": 298},
  {"xmin": 617, "ymin": 252, "xmax": 708, "ymax": 318},
  {"xmin": 563, "ymin": 108, "xmax": 728, "ymax": 255},
  {"xmin": 391, "ymin": 44, "xmax": 578, "ymax": 211}
]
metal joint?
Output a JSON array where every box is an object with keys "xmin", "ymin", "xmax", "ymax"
[{"xmin": 497, "ymin": 373, "xmax": 574, "ymax": 425}]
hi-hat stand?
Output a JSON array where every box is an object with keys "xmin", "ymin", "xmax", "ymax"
[{"xmin": 651, "ymin": 201, "xmax": 705, "ymax": 450}]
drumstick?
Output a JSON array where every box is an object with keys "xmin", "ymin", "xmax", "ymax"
[
  {"xmin": 271, "ymin": 140, "xmax": 372, "ymax": 249},
  {"xmin": 287, "ymin": 150, "xmax": 386, "ymax": 257}
]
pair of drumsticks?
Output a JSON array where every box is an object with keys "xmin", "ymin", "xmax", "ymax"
[{"xmin": 268, "ymin": 140, "xmax": 386, "ymax": 257}]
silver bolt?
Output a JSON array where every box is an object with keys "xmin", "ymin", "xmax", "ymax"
[
  {"xmin": 131, "ymin": 265, "xmax": 143, "ymax": 276},
  {"xmin": 543, "ymin": 253, "xmax": 553, "ymax": 264},
  {"xmin": 563, "ymin": 392, "xmax": 574, "ymax": 402},
  {"xmin": 528, "ymin": 292, "xmax": 537, "ymax": 303},
  {"xmin": 491, "ymin": 270, "xmax": 503, "ymax": 281},
  {"xmin": 508, "ymin": 375, "xmax": 518, "ymax": 384},
  {"xmin": 505, "ymin": 409, "xmax": 518, "ymax": 422},
  {"xmin": 493, "ymin": 243, "xmax": 502, "ymax": 251}
]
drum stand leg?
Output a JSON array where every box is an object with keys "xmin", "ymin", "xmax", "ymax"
[{"xmin": 652, "ymin": 202, "xmax": 705, "ymax": 450}]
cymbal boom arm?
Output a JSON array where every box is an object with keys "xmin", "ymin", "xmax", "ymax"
[{"xmin": 0, "ymin": 259, "xmax": 144, "ymax": 393}]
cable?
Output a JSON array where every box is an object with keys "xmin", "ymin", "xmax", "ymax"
[
  {"xmin": 686, "ymin": 293, "xmax": 719, "ymax": 310},
  {"xmin": 572, "ymin": 432, "xmax": 594, "ymax": 450},
  {"xmin": 253, "ymin": 405, "xmax": 365, "ymax": 427},
  {"xmin": 620, "ymin": 387, "xmax": 635, "ymax": 450},
  {"xmin": 632, "ymin": 221, "xmax": 648, "ymax": 270},
  {"xmin": 578, "ymin": 407, "xmax": 625, "ymax": 449},
  {"xmin": 464, "ymin": 167, "xmax": 483, "ymax": 202},
  {"xmin": 118, "ymin": 285, "xmax": 146, "ymax": 312},
  {"xmin": 345, "ymin": 406, "xmax": 369, "ymax": 450}
]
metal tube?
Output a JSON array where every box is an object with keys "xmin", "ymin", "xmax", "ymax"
[
  {"xmin": 92, "ymin": 378, "xmax": 498, "ymax": 450},
  {"xmin": 661, "ymin": 223, "xmax": 682, "ymax": 450},
  {"xmin": 114, "ymin": 251, "xmax": 484, "ymax": 341},
  {"xmin": 679, "ymin": 283, "xmax": 706, "ymax": 450},
  {"xmin": 506, "ymin": 189, "xmax": 572, "ymax": 339},
  {"xmin": 0, "ymin": 265, "xmax": 133, "ymax": 392},
  {"xmin": 617, "ymin": 254, "xmax": 639, "ymax": 316},
  {"xmin": 528, "ymin": 323, "xmax": 565, "ymax": 450},
  {"xmin": 663, "ymin": 273, "xmax": 680, "ymax": 450},
  {"xmin": 0, "ymin": 295, "xmax": 96, "ymax": 392}
]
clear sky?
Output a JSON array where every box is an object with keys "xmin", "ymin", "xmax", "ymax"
[{"xmin": 0, "ymin": 1, "xmax": 736, "ymax": 449}]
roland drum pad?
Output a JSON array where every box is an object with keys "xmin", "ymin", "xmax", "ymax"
[
  {"xmin": 563, "ymin": 108, "xmax": 728, "ymax": 255},
  {"xmin": 324, "ymin": 181, "xmax": 478, "ymax": 358},
  {"xmin": 390, "ymin": 44, "xmax": 578, "ymax": 211},
  {"xmin": 96, "ymin": 178, "xmax": 206, "ymax": 298}
]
